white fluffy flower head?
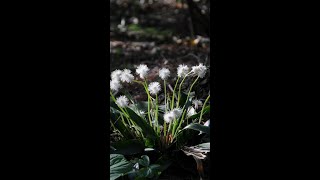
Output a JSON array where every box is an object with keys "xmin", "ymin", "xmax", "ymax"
[
  {"xmin": 192, "ymin": 99, "xmax": 203, "ymax": 110},
  {"xmin": 177, "ymin": 64, "xmax": 190, "ymax": 77},
  {"xmin": 111, "ymin": 69, "xmax": 122, "ymax": 81},
  {"xmin": 159, "ymin": 68, "xmax": 170, "ymax": 80},
  {"xmin": 120, "ymin": 69, "xmax": 134, "ymax": 83},
  {"xmin": 148, "ymin": 82, "xmax": 161, "ymax": 95},
  {"xmin": 164, "ymin": 108, "xmax": 182, "ymax": 123},
  {"xmin": 164, "ymin": 111, "xmax": 175, "ymax": 124},
  {"xmin": 116, "ymin": 95, "xmax": 129, "ymax": 108},
  {"xmin": 110, "ymin": 79, "xmax": 122, "ymax": 91},
  {"xmin": 172, "ymin": 108, "xmax": 182, "ymax": 118},
  {"xmin": 136, "ymin": 64, "xmax": 149, "ymax": 79},
  {"xmin": 191, "ymin": 63, "xmax": 207, "ymax": 78}
]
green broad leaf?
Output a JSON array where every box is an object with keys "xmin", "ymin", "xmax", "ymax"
[
  {"xmin": 138, "ymin": 155, "xmax": 150, "ymax": 167},
  {"xmin": 124, "ymin": 107, "xmax": 157, "ymax": 139},
  {"xmin": 141, "ymin": 164, "xmax": 162, "ymax": 179},
  {"xmin": 134, "ymin": 101, "xmax": 149, "ymax": 112},
  {"xmin": 178, "ymin": 92, "xmax": 189, "ymax": 107},
  {"xmin": 149, "ymin": 164, "xmax": 161, "ymax": 171},
  {"xmin": 133, "ymin": 176, "xmax": 147, "ymax": 180},
  {"xmin": 111, "ymin": 139, "xmax": 144, "ymax": 155},
  {"xmin": 131, "ymin": 125, "xmax": 143, "ymax": 132},
  {"xmin": 139, "ymin": 167, "xmax": 154, "ymax": 178},
  {"xmin": 110, "ymin": 100, "xmax": 121, "ymax": 111},
  {"xmin": 144, "ymin": 137, "xmax": 155, "ymax": 148},
  {"xmin": 110, "ymin": 107, "xmax": 133, "ymax": 139},
  {"xmin": 188, "ymin": 105, "xmax": 210, "ymax": 120},
  {"xmin": 181, "ymin": 123, "xmax": 210, "ymax": 135},
  {"xmin": 110, "ymin": 154, "xmax": 133, "ymax": 180},
  {"xmin": 154, "ymin": 156, "xmax": 172, "ymax": 173}
]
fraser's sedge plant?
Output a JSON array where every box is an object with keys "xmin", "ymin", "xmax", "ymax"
[{"xmin": 110, "ymin": 63, "xmax": 210, "ymax": 152}]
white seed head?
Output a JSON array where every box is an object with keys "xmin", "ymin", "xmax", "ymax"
[
  {"xmin": 172, "ymin": 108, "xmax": 182, "ymax": 118},
  {"xmin": 111, "ymin": 69, "xmax": 122, "ymax": 81},
  {"xmin": 116, "ymin": 95, "xmax": 129, "ymax": 108},
  {"xmin": 192, "ymin": 99, "xmax": 203, "ymax": 110},
  {"xmin": 164, "ymin": 111, "xmax": 175, "ymax": 123},
  {"xmin": 110, "ymin": 79, "xmax": 122, "ymax": 91},
  {"xmin": 159, "ymin": 68, "xmax": 170, "ymax": 80},
  {"xmin": 120, "ymin": 69, "xmax": 134, "ymax": 83},
  {"xmin": 187, "ymin": 106, "xmax": 196, "ymax": 117},
  {"xmin": 191, "ymin": 63, "xmax": 207, "ymax": 78},
  {"xmin": 148, "ymin": 82, "xmax": 161, "ymax": 95},
  {"xmin": 136, "ymin": 64, "xmax": 149, "ymax": 79},
  {"xmin": 177, "ymin": 64, "xmax": 190, "ymax": 77},
  {"xmin": 164, "ymin": 108, "xmax": 182, "ymax": 123}
]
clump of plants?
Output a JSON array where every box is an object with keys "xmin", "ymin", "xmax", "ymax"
[{"xmin": 110, "ymin": 63, "xmax": 210, "ymax": 180}]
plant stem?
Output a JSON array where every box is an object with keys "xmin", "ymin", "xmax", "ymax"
[
  {"xmin": 155, "ymin": 94, "xmax": 160, "ymax": 134},
  {"xmin": 119, "ymin": 113, "xmax": 133, "ymax": 137},
  {"xmin": 198, "ymin": 95, "xmax": 210, "ymax": 123},
  {"xmin": 183, "ymin": 76, "xmax": 199, "ymax": 110},
  {"xmin": 171, "ymin": 76, "xmax": 180, "ymax": 110},
  {"xmin": 177, "ymin": 72, "xmax": 192, "ymax": 108},
  {"xmin": 163, "ymin": 80, "xmax": 167, "ymax": 112},
  {"xmin": 110, "ymin": 90, "xmax": 129, "ymax": 116},
  {"xmin": 142, "ymin": 81, "xmax": 153, "ymax": 127},
  {"xmin": 110, "ymin": 119, "xmax": 117, "ymax": 132},
  {"xmin": 177, "ymin": 75, "xmax": 189, "ymax": 108},
  {"xmin": 173, "ymin": 109, "xmax": 187, "ymax": 138},
  {"xmin": 167, "ymin": 121, "xmax": 173, "ymax": 145},
  {"xmin": 163, "ymin": 120, "xmax": 167, "ymax": 137}
]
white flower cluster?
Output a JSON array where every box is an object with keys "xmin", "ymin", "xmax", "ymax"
[
  {"xmin": 177, "ymin": 64, "xmax": 190, "ymax": 78},
  {"xmin": 148, "ymin": 82, "xmax": 161, "ymax": 95},
  {"xmin": 159, "ymin": 68, "xmax": 170, "ymax": 80},
  {"xmin": 136, "ymin": 64, "xmax": 149, "ymax": 79},
  {"xmin": 120, "ymin": 69, "xmax": 134, "ymax": 83},
  {"xmin": 110, "ymin": 69, "xmax": 134, "ymax": 92},
  {"xmin": 177, "ymin": 63, "xmax": 208, "ymax": 78},
  {"xmin": 110, "ymin": 79, "xmax": 122, "ymax": 92},
  {"xmin": 191, "ymin": 63, "xmax": 207, "ymax": 78},
  {"xmin": 111, "ymin": 63, "xmax": 208, "ymax": 115},
  {"xmin": 116, "ymin": 95, "xmax": 129, "ymax": 108},
  {"xmin": 110, "ymin": 63, "xmax": 208, "ymax": 91}
]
